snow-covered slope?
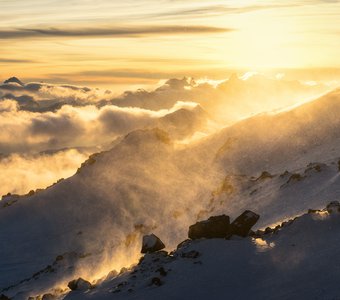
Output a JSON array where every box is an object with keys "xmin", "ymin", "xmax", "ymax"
[
  {"xmin": 64, "ymin": 205, "xmax": 340, "ymax": 300},
  {"xmin": 1, "ymin": 88, "xmax": 340, "ymax": 299},
  {"xmin": 194, "ymin": 88, "xmax": 340, "ymax": 174}
]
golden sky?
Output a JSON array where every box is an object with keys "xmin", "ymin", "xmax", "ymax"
[{"xmin": 0, "ymin": 0, "xmax": 340, "ymax": 89}]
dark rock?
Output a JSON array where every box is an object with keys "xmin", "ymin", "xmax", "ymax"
[
  {"xmin": 188, "ymin": 215, "xmax": 230, "ymax": 240},
  {"xmin": 326, "ymin": 201, "xmax": 340, "ymax": 214},
  {"xmin": 55, "ymin": 255, "xmax": 63, "ymax": 262},
  {"xmin": 68, "ymin": 278, "xmax": 93, "ymax": 291},
  {"xmin": 181, "ymin": 250, "xmax": 200, "ymax": 259},
  {"xmin": 265, "ymin": 227, "xmax": 274, "ymax": 234},
  {"xmin": 308, "ymin": 209, "xmax": 320, "ymax": 214},
  {"xmin": 176, "ymin": 239, "xmax": 191, "ymax": 250},
  {"xmin": 27, "ymin": 190, "xmax": 35, "ymax": 196},
  {"xmin": 42, "ymin": 294, "xmax": 56, "ymax": 300},
  {"xmin": 305, "ymin": 163, "xmax": 322, "ymax": 174},
  {"xmin": 287, "ymin": 173, "xmax": 304, "ymax": 184},
  {"xmin": 151, "ymin": 277, "xmax": 162, "ymax": 286},
  {"xmin": 230, "ymin": 210, "xmax": 260, "ymax": 237},
  {"xmin": 279, "ymin": 170, "xmax": 291, "ymax": 178},
  {"xmin": 248, "ymin": 230, "xmax": 256, "ymax": 237},
  {"xmin": 273, "ymin": 225, "xmax": 281, "ymax": 233},
  {"xmin": 256, "ymin": 171, "xmax": 273, "ymax": 181},
  {"xmin": 255, "ymin": 229, "xmax": 265, "ymax": 237},
  {"xmin": 106, "ymin": 270, "xmax": 118, "ymax": 280},
  {"xmin": 0, "ymin": 295, "xmax": 10, "ymax": 300},
  {"xmin": 141, "ymin": 234, "xmax": 165, "ymax": 254}
]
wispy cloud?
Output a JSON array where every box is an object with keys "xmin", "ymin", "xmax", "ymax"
[
  {"xmin": 142, "ymin": 3, "xmax": 304, "ymax": 20},
  {"xmin": 0, "ymin": 58, "xmax": 37, "ymax": 63},
  {"xmin": 0, "ymin": 25, "xmax": 231, "ymax": 40}
]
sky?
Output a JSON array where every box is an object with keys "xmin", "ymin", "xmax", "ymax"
[{"xmin": 0, "ymin": 0, "xmax": 340, "ymax": 90}]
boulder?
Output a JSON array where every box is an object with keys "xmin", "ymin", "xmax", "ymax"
[
  {"xmin": 141, "ymin": 234, "xmax": 165, "ymax": 254},
  {"xmin": 188, "ymin": 215, "xmax": 230, "ymax": 240},
  {"xmin": 326, "ymin": 201, "xmax": 340, "ymax": 214},
  {"xmin": 230, "ymin": 210, "xmax": 260, "ymax": 237},
  {"xmin": 68, "ymin": 278, "xmax": 93, "ymax": 291}
]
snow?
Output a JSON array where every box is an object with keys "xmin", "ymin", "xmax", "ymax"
[
  {"xmin": 65, "ymin": 209, "xmax": 340, "ymax": 300},
  {"xmin": 1, "ymin": 89, "xmax": 340, "ymax": 299}
]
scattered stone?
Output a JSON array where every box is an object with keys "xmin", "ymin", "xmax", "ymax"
[
  {"xmin": 181, "ymin": 250, "xmax": 200, "ymax": 259},
  {"xmin": 256, "ymin": 171, "xmax": 274, "ymax": 181},
  {"xmin": 119, "ymin": 267, "xmax": 128, "ymax": 275},
  {"xmin": 305, "ymin": 163, "xmax": 322, "ymax": 174},
  {"xmin": 188, "ymin": 215, "xmax": 230, "ymax": 240},
  {"xmin": 255, "ymin": 229, "xmax": 264, "ymax": 237},
  {"xmin": 308, "ymin": 209, "xmax": 320, "ymax": 214},
  {"xmin": 279, "ymin": 170, "xmax": 291, "ymax": 178},
  {"xmin": 264, "ymin": 227, "xmax": 274, "ymax": 234},
  {"xmin": 248, "ymin": 230, "xmax": 256, "ymax": 237},
  {"xmin": 151, "ymin": 277, "xmax": 162, "ymax": 286},
  {"xmin": 273, "ymin": 225, "xmax": 281, "ymax": 233},
  {"xmin": 68, "ymin": 278, "xmax": 93, "ymax": 291},
  {"xmin": 176, "ymin": 239, "xmax": 192, "ymax": 250},
  {"xmin": 106, "ymin": 270, "xmax": 118, "ymax": 281},
  {"xmin": 286, "ymin": 173, "xmax": 304, "ymax": 184},
  {"xmin": 326, "ymin": 201, "xmax": 340, "ymax": 214},
  {"xmin": 27, "ymin": 190, "xmax": 35, "ymax": 197},
  {"xmin": 55, "ymin": 255, "xmax": 63, "ymax": 262},
  {"xmin": 230, "ymin": 210, "xmax": 260, "ymax": 237},
  {"xmin": 281, "ymin": 221, "xmax": 288, "ymax": 227},
  {"xmin": 141, "ymin": 234, "xmax": 165, "ymax": 254},
  {"xmin": 42, "ymin": 294, "xmax": 56, "ymax": 300}
]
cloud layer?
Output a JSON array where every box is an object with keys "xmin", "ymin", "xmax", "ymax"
[
  {"xmin": 0, "ymin": 25, "xmax": 231, "ymax": 40},
  {"xmin": 0, "ymin": 73, "xmax": 333, "ymax": 196},
  {"xmin": 0, "ymin": 149, "xmax": 91, "ymax": 196}
]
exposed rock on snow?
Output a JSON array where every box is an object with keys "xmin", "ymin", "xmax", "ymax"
[
  {"xmin": 141, "ymin": 234, "xmax": 165, "ymax": 254},
  {"xmin": 68, "ymin": 278, "xmax": 93, "ymax": 291},
  {"xmin": 255, "ymin": 171, "xmax": 274, "ymax": 181},
  {"xmin": 42, "ymin": 293, "xmax": 56, "ymax": 300},
  {"xmin": 326, "ymin": 201, "xmax": 340, "ymax": 214},
  {"xmin": 64, "ymin": 202, "xmax": 340, "ymax": 300},
  {"xmin": 4, "ymin": 90, "xmax": 340, "ymax": 298},
  {"xmin": 230, "ymin": 210, "xmax": 260, "ymax": 237},
  {"xmin": 188, "ymin": 215, "xmax": 230, "ymax": 240}
]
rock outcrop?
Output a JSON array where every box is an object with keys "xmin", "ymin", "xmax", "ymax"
[
  {"xmin": 326, "ymin": 201, "xmax": 340, "ymax": 214},
  {"xmin": 68, "ymin": 278, "xmax": 93, "ymax": 291},
  {"xmin": 141, "ymin": 234, "xmax": 165, "ymax": 254},
  {"xmin": 230, "ymin": 210, "xmax": 260, "ymax": 237},
  {"xmin": 188, "ymin": 215, "xmax": 230, "ymax": 240}
]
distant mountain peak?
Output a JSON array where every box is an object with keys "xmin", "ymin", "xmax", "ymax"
[{"xmin": 4, "ymin": 77, "xmax": 24, "ymax": 86}]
